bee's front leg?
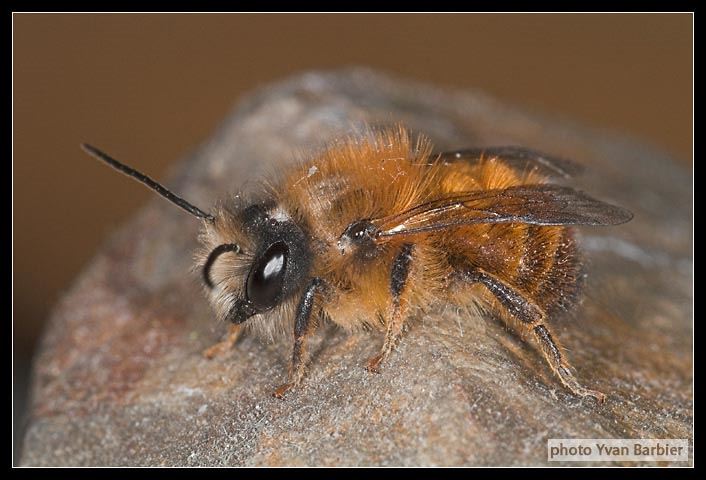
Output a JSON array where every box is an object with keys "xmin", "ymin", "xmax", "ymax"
[
  {"xmin": 202, "ymin": 324, "xmax": 243, "ymax": 359},
  {"xmin": 273, "ymin": 277, "xmax": 323, "ymax": 399}
]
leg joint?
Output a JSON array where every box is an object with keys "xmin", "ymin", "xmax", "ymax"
[{"xmin": 462, "ymin": 268, "xmax": 544, "ymax": 325}]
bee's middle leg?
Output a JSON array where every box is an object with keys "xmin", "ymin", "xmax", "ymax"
[{"xmin": 366, "ymin": 243, "xmax": 415, "ymax": 373}]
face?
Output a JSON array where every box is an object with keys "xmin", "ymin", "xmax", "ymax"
[{"xmin": 199, "ymin": 201, "xmax": 313, "ymax": 329}]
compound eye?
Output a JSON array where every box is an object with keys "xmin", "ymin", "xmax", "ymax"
[{"xmin": 246, "ymin": 241, "xmax": 288, "ymax": 311}]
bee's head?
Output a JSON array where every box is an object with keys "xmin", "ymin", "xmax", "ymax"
[
  {"xmin": 80, "ymin": 144, "xmax": 312, "ymax": 333},
  {"xmin": 198, "ymin": 201, "xmax": 313, "ymax": 327}
]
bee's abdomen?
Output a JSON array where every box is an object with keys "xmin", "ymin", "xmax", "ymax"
[{"xmin": 513, "ymin": 226, "xmax": 584, "ymax": 319}]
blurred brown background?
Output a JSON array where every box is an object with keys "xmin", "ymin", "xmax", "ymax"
[{"xmin": 13, "ymin": 13, "xmax": 692, "ymax": 451}]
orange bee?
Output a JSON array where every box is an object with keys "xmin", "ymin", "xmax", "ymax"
[{"xmin": 82, "ymin": 126, "xmax": 632, "ymax": 402}]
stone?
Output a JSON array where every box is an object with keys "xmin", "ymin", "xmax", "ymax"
[{"xmin": 20, "ymin": 68, "xmax": 692, "ymax": 466}]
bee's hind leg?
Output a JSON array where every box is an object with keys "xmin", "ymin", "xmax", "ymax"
[
  {"xmin": 532, "ymin": 323, "xmax": 606, "ymax": 403},
  {"xmin": 273, "ymin": 277, "xmax": 324, "ymax": 399},
  {"xmin": 366, "ymin": 243, "xmax": 415, "ymax": 373},
  {"xmin": 460, "ymin": 267, "xmax": 605, "ymax": 403}
]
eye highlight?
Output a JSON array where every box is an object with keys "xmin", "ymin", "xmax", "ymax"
[{"xmin": 247, "ymin": 242, "xmax": 289, "ymax": 311}]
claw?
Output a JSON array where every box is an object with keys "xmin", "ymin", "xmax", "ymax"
[
  {"xmin": 202, "ymin": 341, "xmax": 231, "ymax": 359},
  {"xmin": 273, "ymin": 382, "xmax": 295, "ymax": 399},
  {"xmin": 578, "ymin": 388, "xmax": 607, "ymax": 404},
  {"xmin": 365, "ymin": 353, "xmax": 385, "ymax": 373}
]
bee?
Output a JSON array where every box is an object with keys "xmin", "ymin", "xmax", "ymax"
[{"xmin": 82, "ymin": 125, "xmax": 632, "ymax": 402}]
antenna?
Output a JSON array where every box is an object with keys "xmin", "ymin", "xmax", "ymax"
[{"xmin": 81, "ymin": 143, "xmax": 214, "ymax": 222}]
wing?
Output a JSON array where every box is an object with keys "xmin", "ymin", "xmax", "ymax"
[
  {"xmin": 371, "ymin": 184, "xmax": 633, "ymax": 241},
  {"xmin": 433, "ymin": 146, "xmax": 584, "ymax": 179}
]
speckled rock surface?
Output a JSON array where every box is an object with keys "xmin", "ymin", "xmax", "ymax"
[{"xmin": 20, "ymin": 68, "xmax": 692, "ymax": 466}]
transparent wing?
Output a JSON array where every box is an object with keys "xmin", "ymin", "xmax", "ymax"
[{"xmin": 372, "ymin": 184, "xmax": 633, "ymax": 240}]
